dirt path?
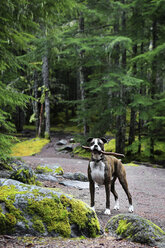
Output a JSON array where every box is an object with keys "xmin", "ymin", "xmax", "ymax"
[{"xmin": 18, "ymin": 135, "xmax": 165, "ymax": 247}]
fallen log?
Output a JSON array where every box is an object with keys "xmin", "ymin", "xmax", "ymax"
[{"xmin": 82, "ymin": 146, "xmax": 125, "ymax": 158}]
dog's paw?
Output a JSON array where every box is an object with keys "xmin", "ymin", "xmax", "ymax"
[
  {"xmin": 128, "ymin": 205, "xmax": 134, "ymax": 213},
  {"xmin": 91, "ymin": 206, "xmax": 95, "ymax": 212},
  {"xmin": 104, "ymin": 208, "xmax": 111, "ymax": 215},
  {"xmin": 114, "ymin": 200, "xmax": 120, "ymax": 210}
]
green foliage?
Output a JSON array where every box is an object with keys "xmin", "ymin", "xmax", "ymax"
[
  {"xmin": 0, "ymin": 0, "xmax": 165, "ymax": 164},
  {"xmin": 73, "ymin": 146, "xmax": 91, "ymax": 159},
  {"xmin": 0, "ymin": 81, "xmax": 30, "ymax": 161},
  {"xmin": 104, "ymin": 139, "xmax": 116, "ymax": 153},
  {"xmin": 127, "ymin": 137, "xmax": 165, "ymax": 164}
]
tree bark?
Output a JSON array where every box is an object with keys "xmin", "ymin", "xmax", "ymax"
[
  {"xmin": 116, "ymin": 1, "xmax": 126, "ymax": 154},
  {"xmin": 150, "ymin": 20, "xmax": 158, "ymax": 160},
  {"xmin": 33, "ymin": 71, "xmax": 39, "ymax": 136},
  {"xmin": 128, "ymin": 44, "xmax": 137, "ymax": 147},
  {"xmin": 78, "ymin": 12, "xmax": 89, "ymax": 135},
  {"xmin": 129, "ymin": 109, "xmax": 136, "ymax": 146},
  {"xmin": 138, "ymin": 42, "xmax": 144, "ymax": 154},
  {"xmin": 115, "ymin": 87, "xmax": 126, "ymax": 154},
  {"xmin": 38, "ymin": 103, "xmax": 44, "ymax": 138},
  {"xmin": 42, "ymin": 54, "xmax": 50, "ymax": 139},
  {"xmin": 15, "ymin": 107, "xmax": 24, "ymax": 132}
]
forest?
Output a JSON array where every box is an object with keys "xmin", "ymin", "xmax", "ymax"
[{"xmin": 0, "ymin": 0, "xmax": 165, "ymax": 164}]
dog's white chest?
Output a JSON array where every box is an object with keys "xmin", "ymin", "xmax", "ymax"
[{"xmin": 90, "ymin": 161, "xmax": 105, "ymax": 185}]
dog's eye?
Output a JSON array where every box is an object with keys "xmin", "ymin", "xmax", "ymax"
[
  {"xmin": 91, "ymin": 142, "xmax": 94, "ymax": 145},
  {"xmin": 98, "ymin": 142, "xmax": 102, "ymax": 146}
]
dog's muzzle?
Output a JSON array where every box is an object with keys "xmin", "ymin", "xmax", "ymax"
[{"xmin": 91, "ymin": 145, "xmax": 102, "ymax": 153}]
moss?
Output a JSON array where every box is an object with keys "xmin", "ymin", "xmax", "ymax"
[
  {"xmin": 0, "ymin": 184, "xmax": 100, "ymax": 238},
  {"xmin": 0, "ymin": 185, "xmax": 27, "ymax": 234},
  {"xmin": 88, "ymin": 217, "xmax": 100, "ymax": 238},
  {"xmin": 11, "ymin": 138, "xmax": 50, "ymax": 157},
  {"xmin": 10, "ymin": 166, "xmax": 39, "ymax": 185},
  {"xmin": 54, "ymin": 166, "xmax": 64, "ymax": 175},
  {"xmin": 0, "ymin": 162, "xmax": 13, "ymax": 171},
  {"xmin": 61, "ymin": 195, "xmax": 100, "ymax": 238},
  {"xmin": 116, "ymin": 219, "xmax": 132, "ymax": 235},
  {"xmin": 32, "ymin": 217, "xmax": 46, "ymax": 234},
  {"xmin": 27, "ymin": 196, "xmax": 71, "ymax": 237},
  {"xmin": 146, "ymin": 219, "xmax": 165, "ymax": 236},
  {"xmin": 36, "ymin": 165, "xmax": 64, "ymax": 175},
  {"xmin": 35, "ymin": 181, "xmax": 43, "ymax": 186},
  {"xmin": 124, "ymin": 162, "xmax": 139, "ymax": 167},
  {"xmin": 36, "ymin": 166, "xmax": 53, "ymax": 174},
  {"xmin": 106, "ymin": 214, "xmax": 165, "ymax": 246}
]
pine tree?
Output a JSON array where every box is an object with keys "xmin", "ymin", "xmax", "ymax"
[{"xmin": 0, "ymin": 0, "xmax": 77, "ymax": 159}]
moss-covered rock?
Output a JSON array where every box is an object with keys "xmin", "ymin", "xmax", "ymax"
[
  {"xmin": 63, "ymin": 172, "xmax": 88, "ymax": 182},
  {"xmin": 0, "ymin": 161, "xmax": 13, "ymax": 171},
  {"xmin": 106, "ymin": 214, "xmax": 165, "ymax": 247},
  {"xmin": 0, "ymin": 179, "xmax": 100, "ymax": 238},
  {"xmin": 35, "ymin": 164, "xmax": 64, "ymax": 175},
  {"xmin": 10, "ymin": 165, "xmax": 39, "ymax": 185}
]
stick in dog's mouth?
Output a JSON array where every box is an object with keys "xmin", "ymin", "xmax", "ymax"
[
  {"xmin": 82, "ymin": 145, "xmax": 125, "ymax": 158},
  {"xmin": 93, "ymin": 149, "xmax": 101, "ymax": 154}
]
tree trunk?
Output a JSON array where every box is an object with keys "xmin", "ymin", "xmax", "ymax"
[
  {"xmin": 138, "ymin": 42, "xmax": 144, "ymax": 154},
  {"xmin": 129, "ymin": 44, "xmax": 137, "ymax": 147},
  {"xmin": 78, "ymin": 12, "xmax": 89, "ymax": 135},
  {"xmin": 33, "ymin": 71, "xmax": 39, "ymax": 136},
  {"xmin": 42, "ymin": 55, "xmax": 50, "ymax": 139},
  {"xmin": 150, "ymin": 20, "xmax": 158, "ymax": 160},
  {"xmin": 116, "ymin": 112, "xmax": 126, "ymax": 154},
  {"xmin": 116, "ymin": 2, "xmax": 126, "ymax": 154},
  {"xmin": 129, "ymin": 109, "xmax": 136, "ymax": 146},
  {"xmin": 38, "ymin": 103, "xmax": 44, "ymax": 138},
  {"xmin": 15, "ymin": 107, "xmax": 24, "ymax": 132},
  {"xmin": 138, "ymin": 116, "xmax": 142, "ymax": 154},
  {"xmin": 115, "ymin": 84, "xmax": 126, "ymax": 154}
]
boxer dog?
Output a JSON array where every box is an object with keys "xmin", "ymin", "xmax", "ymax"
[{"xmin": 87, "ymin": 137, "xmax": 134, "ymax": 215}]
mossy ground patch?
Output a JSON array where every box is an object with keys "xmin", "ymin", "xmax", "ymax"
[{"xmin": 11, "ymin": 138, "xmax": 50, "ymax": 156}]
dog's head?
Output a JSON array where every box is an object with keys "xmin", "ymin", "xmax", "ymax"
[{"xmin": 87, "ymin": 137, "xmax": 107, "ymax": 153}]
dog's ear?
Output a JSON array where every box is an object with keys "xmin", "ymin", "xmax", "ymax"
[
  {"xmin": 101, "ymin": 137, "xmax": 107, "ymax": 144},
  {"xmin": 87, "ymin": 137, "xmax": 93, "ymax": 143}
]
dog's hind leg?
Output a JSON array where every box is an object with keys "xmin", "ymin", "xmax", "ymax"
[
  {"xmin": 111, "ymin": 176, "xmax": 119, "ymax": 210},
  {"xmin": 118, "ymin": 170, "xmax": 134, "ymax": 213}
]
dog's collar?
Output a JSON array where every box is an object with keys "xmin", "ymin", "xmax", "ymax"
[
  {"xmin": 91, "ymin": 153, "xmax": 104, "ymax": 163},
  {"xmin": 92, "ymin": 158, "xmax": 103, "ymax": 163}
]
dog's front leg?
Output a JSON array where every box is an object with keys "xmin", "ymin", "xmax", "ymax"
[
  {"xmin": 89, "ymin": 180, "xmax": 95, "ymax": 211},
  {"xmin": 104, "ymin": 182, "xmax": 111, "ymax": 215}
]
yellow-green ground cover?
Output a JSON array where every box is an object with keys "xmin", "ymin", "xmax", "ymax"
[{"xmin": 11, "ymin": 138, "xmax": 49, "ymax": 157}]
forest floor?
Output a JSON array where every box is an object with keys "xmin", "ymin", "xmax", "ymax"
[{"xmin": 1, "ymin": 132, "xmax": 165, "ymax": 248}]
